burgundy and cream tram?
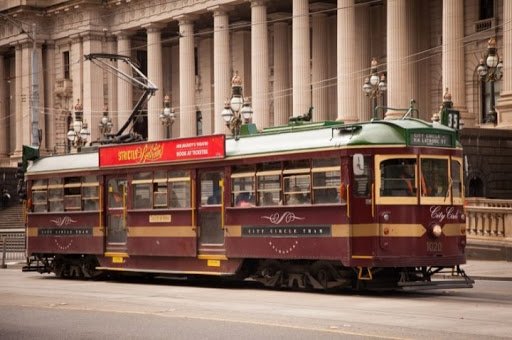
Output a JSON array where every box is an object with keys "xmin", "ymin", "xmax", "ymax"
[{"xmin": 23, "ymin": 117, "xmax": 473, "ymax": 290}]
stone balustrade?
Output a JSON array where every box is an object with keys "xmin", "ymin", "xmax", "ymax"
[{"xmin": 464, "ymin": 198, "xmax": 512, "ymax": 261}]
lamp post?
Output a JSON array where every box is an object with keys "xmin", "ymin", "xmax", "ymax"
[
  {"xmin": 477, "ymin": 37, "xmax": 503, "ymax": 124},
  {"xmin": 221, "ymin": 71, "xmax": 253, "ymax": 140},
  {"xmin": 98, "ymin": 105, "xmax": 113, "ymax": 140},
  {"xmin": 67, "ymin": 99, "xmax": 90, "ymax": 151},
  {"xmin": 362, "ymin": 58, "xmax": 387, "ymax": 119},
  {"xmin": 159, "ymin": 95, "xmax": 176, "ymax": 139}
]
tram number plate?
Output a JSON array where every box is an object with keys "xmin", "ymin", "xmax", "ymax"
[{"xmin": 426, "ymin": 241, "xmax": 442, "ymax": 253}]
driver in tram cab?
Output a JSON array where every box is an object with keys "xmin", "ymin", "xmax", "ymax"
[{"xmin": 400, "ymin": 164, "xmax": 416, "ymax": 196}]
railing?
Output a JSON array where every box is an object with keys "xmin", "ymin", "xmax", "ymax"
[
  {"xmin": 465, "ymin": 198, "xmax": 512, "ymax": 241},
  {"xmin": 0, "ymin": 228, "xmax": 26, "ymax": 265}
]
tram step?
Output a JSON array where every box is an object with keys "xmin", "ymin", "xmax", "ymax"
[{"xmin": 398, "ymin": 279, "xmax": 474, "ymax": 291}]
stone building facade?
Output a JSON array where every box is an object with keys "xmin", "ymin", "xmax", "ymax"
[{"xmin": 0, "ymin": 0, "xmax": 511, "ymax": 168}]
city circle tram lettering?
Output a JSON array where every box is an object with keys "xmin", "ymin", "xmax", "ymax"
[
  {"xmin": 38, "ymin": 227, "xmax": 93, "ymax": 236},
  {"xmin": 242, "ymin": 225, "xmax": 331, "ymax": 237}
]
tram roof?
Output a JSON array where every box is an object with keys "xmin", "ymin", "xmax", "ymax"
[{"xmin": 26, "ymin": 118, "xmax": 457, "ymax": 175}]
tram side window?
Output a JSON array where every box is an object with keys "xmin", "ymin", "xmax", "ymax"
[
  {"xmin": 132, "ymin": 172, "xmax": 152, "ymax": 209},
  {"xmin": 353, "ymin": 156, "xmax": 371, "ymax": 197},
  {"xmin": 420, "ymin": 159, "xmax": 448, "ymax": 197},
  {"xmin": 82, "ymin": 176, "xmax": 99, "ymax": 211},
  {"xmin": 153, "ymin": 171, "xmax": 168, "ymax": 208},
  {"xmin": 47, "ymin": 178, "xmax": 64, "ymax": 212},
  {"xmin": 64, "ymin": 177, "xmax": 82, "ymax": 211},
  {"xmin": 380, "ymin": 159, "xmax": 417, "ymax": 197},
  {"xmin": 451, "ymin": 159, "xmax": 462, "ymax": 198},
  {"xmin": 168, "ymin": 170, "xmax": 191, "ymax": 208},
  {"xmin": 31, "ymin": 179, "xmax": 48, "ymax": 213},
  {"xmin": 312, "ymin": 158, "xmax": 342, "ymax": 204},
  {"xmin": 283, "ymin": 161, "xmax": 311, "ymax": 205},
  {"xmin": 231, "ymin": 171, "xmax": 256, "ymax": 207},
  {"xmin": 201, "ymin": 172, "xmax": 223, "ymax": 206}
]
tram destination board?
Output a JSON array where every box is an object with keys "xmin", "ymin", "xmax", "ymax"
[
  {"xmin": 99, "ymin": 134, "xmax": 225, "ymax": 167},
  {"xmin": 409, "ymin": 132, "xmax": 452, "ymax": 147}
]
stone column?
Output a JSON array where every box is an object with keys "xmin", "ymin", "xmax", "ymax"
[
  {"xmin": 232, "ymin": 22, "xmax": 251, "ymax": 105},
  {"xmin": 44, "ymin": 42, "xmax": 56, "ymax": 151},
  {"xmin": 82, "ymin": 34, "xmax": 104, "ymax": 143},
  {"xmin": 292, "ymin": 0, "xmax": 311, "ymax": 117},
  {"xmin": 170, "ymin": 44, "xmax": 180, "ymax": 138},
  {"xmin": 70, "ymin": 35, "xmax": 83, "ymax": 107},
  {"xmin": 0, "ymin": 55, "xmax": 7, "ymax": 158},
  {"xmin": 197, "ymin": 31, "xmax": 214, "ymax": 135},
  {"xmin": 311, "ymin": 4, "xmax": 330, "ymax": 122},
  {"xmin": 271, "ymin": 15, "xmax": 290, "ymax": 126},
  {"xmin": 337, "ymin": 0, "xmax": 357, "ymax": 122},
  {"xmin": 210, "ymin": 7, "xmax": 231, "ymax": 134},
  {"xmin": 178, "ymin": 16, "xmax": 196, "ymax": 137},
  {"xmin": 144, "ymin": 23, "xmax": 165, "ymax": 141},
  {"xmin": 386, "ymin": 0, "xmax": 415, "ymax": 119},
  {"xmin": 497, "ymin": 0, "xmax": 512, "ymax": 128},
  {"xmin": 105, "ymin": 35, "xmax": 118, "ymax": 132},
  {"xmin": 327, "ymin": 14, "xmax": 337, "ymax": 120},
  {"xmin": 355, "ymin": 4, "xmax": 371, "ymax": 122},
  {"xmin": 115, "ymin": 32, "xmax": 133, "ymax": 133},
  {"xmin": 35, "ymin": 44, "xmax": 45, "ymax": 150},
  {"xmin": 21, "ymin": 43, "xmax": 31, "ymax": 147},
  {"xmin": 14, "ymin": 44, "xmax": 22, "ymax": 156},
  {"xmin": 442, "ymin": 0, "xmax": 470, "ymax": 126},
  {"xmin": 251, "ymin": 0, "xmax": 270, "ymax": 129}
]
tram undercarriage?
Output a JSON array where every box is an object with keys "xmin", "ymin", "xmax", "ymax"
[{"xmin": 23, "ymin": 255, "xmax": 474, "ymax": 291}]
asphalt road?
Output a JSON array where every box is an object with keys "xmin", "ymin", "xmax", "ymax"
[{"xmin": 1, "ymin": 268, "xmax": 511, "ymax": 339}]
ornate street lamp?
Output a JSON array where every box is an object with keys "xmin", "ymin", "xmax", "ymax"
[
  {"xmin": 67, "ymin": 98, "xmax": 90, "ymax": 150},
  {"xmin": 477, "ymin": 37, "xmax": 503, "ymax": 124},
  {"xmin": 221, "ymin": 71, "xmax": 253, "ymax": 140},
  {"xmin": 362, "ymin": 57, "xmax": 387, "ymax": 119},
  {"xmin": 159, "ymin": 95, "xmax": 176, "ymax": 138},
  {"xmin": 98, "ymin": 105, "xmax": 113, "ymax": 139}
]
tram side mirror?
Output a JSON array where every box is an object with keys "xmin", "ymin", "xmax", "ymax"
[{"xmin": 353, "ymin": 153, "xmax": 365, "ymax": 176}]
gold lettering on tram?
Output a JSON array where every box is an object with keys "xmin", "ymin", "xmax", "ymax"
[{"xmin": 117, "ymin": 144, "xmax": 164, "ymax": 163}]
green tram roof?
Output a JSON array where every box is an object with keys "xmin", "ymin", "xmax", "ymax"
[{"xmin": 26, "ymin": 118, "xmax": 458, "ymax": 175}]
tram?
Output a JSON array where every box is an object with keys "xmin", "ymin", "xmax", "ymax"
[{"xmin": 22, "ymin": 114, "xmax": 473, "ymax": 290}]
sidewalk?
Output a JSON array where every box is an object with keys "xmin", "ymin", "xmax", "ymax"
[{"xmin": 462, "ymin": 260, "xmax": 512, "ymax": 281}]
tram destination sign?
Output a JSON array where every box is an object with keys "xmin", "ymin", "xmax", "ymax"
[
  {"xmin": 409, "ymin": 132, "xmax": 452, "ymax": 147},
  {"xmin": 99, "ymin": 134, "xmax": 225, "ymax": 167}
]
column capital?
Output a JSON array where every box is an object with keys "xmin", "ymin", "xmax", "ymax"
[
  {"xmin": 268, "ymin": 12, "xmax": 291, "ymax": 22},
  {"xmin": 44, "ymin": 40, "xmax": 56, "ymax": 48},
  {"xmin": 69, "ymin": 34, "xmax": 82, "ymax": 44},
  {"xmin": 207, "ymin": 5, "xmax": 233, "ymax": 16},
  {"xmin": 113, "ymin": 30, "xmax": 136, "ymax": 39},
  {"xmin": 80, "ymin": 32, "xmax": 105, "ymax": 42},
  {"xmin": 142, "ymin": 22, "xmax": 167, "ymax": 33},
  {"xmin": 174, "ymin": 14, "xmax": 198, "ymax": 26},
  {"xmin": 250, "ymin": 0, "xmax": 267, "ymax": 8},
  {"xmin": 310, "ymin": 2, "xmax": 334, "ymax": 14}
]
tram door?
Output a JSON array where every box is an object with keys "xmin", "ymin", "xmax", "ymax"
[
  {"xmin": 105, "ymin": 177, "xmax": 128, "ymax": 251},
  {"xmin": 197, "ymin": 170, "xmax": 225, "ymax": 250}
]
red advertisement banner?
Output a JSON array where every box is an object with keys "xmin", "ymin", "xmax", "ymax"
[{"xmin": 99, "ymin": 135, "xmax": 225, "ymax": 167}]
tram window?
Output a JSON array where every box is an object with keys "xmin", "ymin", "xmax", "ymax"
[
  {"xmin": 353, "ymin": 156, "xmax": 371, "ymax": 197},
  {"xmin": 451, "ymin": 159, "xmax": 462, "ymax": 198},
  {"xmin": 231, "ymin": 172, "xmax": 255, "ymax": 207},
  {"xmin": 312, "ymin": 158, "xmax": 341, "ymax": 204},
  {"xmin": 284, "ymin": 174, "xmax": 310, "ymax": 205},
  {"xmin": 420, "ymin": 159, "xmax": 448, "ymax": 197},
  {"xmin": 201, "ymin": 172, "xmax": 223, "ymax": 205},
  {"xmin": 380, "ymin": 159, "xmax": 417, "ymax": 197},
  {"xmin": 48, "ymin": 178, "xmax": 64, "ymax": 212},
  {"xmin": 64, "ymin": 177, "xmax": 82, "ymax": 211},
  {"xmin": 32, "ymin": 179, "xmax": 48, "ymax": 212},
  {"xmin": 169, "ymin": 170, "xmax": 191, "ymax": 208},
  {"xmin": 132, "ymin": 172, "xmax": 152, "ymax": 209},
  {"xmin": 82, "ymin": 176, "xmax": 99, "ymax": 211},
  {"xmin": 257, "ymin": 173, "xmax": 281, "ymax": 206},
  {"xmin": 153, "ymin": 171, "xmax": 168, "ymax": 208}
]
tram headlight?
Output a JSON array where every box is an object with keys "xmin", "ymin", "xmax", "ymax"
[{"xmin": 431, "ymin": 224, "xmax": 443, "ymax": 238}]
